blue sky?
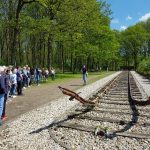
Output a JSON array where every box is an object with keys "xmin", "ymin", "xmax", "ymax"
[{"xmin": 107, "ymin": 0, "xmax": 150, "ymax": 30}]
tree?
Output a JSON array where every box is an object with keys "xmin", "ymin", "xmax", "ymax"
[
  {"xmin": 120, "ymin": 24, "xmax": 148, "ymax": 70},
  {"xmin": 0, "ymin": 0, "xmax": 122, "ymax": 72}
]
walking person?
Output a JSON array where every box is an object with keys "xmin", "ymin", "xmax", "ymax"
[{"xmin": 81, "ymin": 65, "xmax": 88, "ymax": 85}]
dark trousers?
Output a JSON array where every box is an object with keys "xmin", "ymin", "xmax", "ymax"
[
  {"xmin": 2, "ymin": 94, "xmax": 7, "ymax": 118},
  {"xmin": 17, "ymin": 81, "xmax": 23, "ymax": 95},
  {"xmin": 51, "ymin": 74, "xmax": 55, "ymax": 80}
]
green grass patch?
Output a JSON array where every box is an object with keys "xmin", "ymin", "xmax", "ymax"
[{"xmin": 39, "ymin": 71, "xmax": 116, "ymax": 85}]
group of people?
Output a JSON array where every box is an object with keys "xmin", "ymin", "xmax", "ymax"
[
  {"xmin": 0, "ymin": 64, "xmax": 87, "ymax": 125},
  {"xmin": 0, "ymin": 65, "xmax": 55, "ymax": 125}
]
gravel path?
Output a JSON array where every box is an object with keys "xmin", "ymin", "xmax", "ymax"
[
  {"xmin": 5, "ymin": 75, "xmax": 104, "ymax": 123},
  {"xmin": 0, "ymin": 72, "xmax": 121, "ymax": 150}
]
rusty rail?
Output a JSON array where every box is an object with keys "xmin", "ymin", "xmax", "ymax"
[
  {"xmin": 58, "ymin": 86, "xmax": 95, "ymax": 105},
  {"xmin": 58, "ymin": 73, "xmax": 121, "ymax": 105}
]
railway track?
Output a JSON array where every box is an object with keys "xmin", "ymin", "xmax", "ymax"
[{"xmin": 48, "ymin": 71, "xmax": 150, "ymax": 149}]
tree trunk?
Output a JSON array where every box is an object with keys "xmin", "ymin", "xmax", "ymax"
[
  {"xmin": 73, "ymin": 57, "xmax": 77, "ymax": 73},
  {"xmin": 60, "ymin": 42, "xmax": 64, "ymax": 73},
  {"xmin": 70, "ymin": 52, "xmax": 73, "ymax": 72},
  {"xmin": 47, "ymin": 35, "xmax": 52, "ymax": 69},
  {"xmin": 43, "ymin": 41, "xmax": 46, "ymax": 67},
  {"xmin": 31, "ymin": 36, "xmax": 36, "ymax": 67},
  {"xmin": 10, "ymin": 0, "xmax": 38, "ymax": 65}
]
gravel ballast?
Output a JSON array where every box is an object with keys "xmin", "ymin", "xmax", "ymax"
[{"xmin": 0, "ymin": 72, "xmax": 121, "ymax": 150}]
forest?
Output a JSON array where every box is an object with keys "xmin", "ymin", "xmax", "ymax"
[{"xmin": 0, "ymin": 0, "xmax": 150, "ymax": 75}]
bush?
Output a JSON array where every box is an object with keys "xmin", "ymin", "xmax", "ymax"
[
  {"xmin": 137, "ymin": 58, "xmax": 150, "ymax": 76},
  {"xmin": 0, "ymin": 59, "xmax": 5, "ymax": 65}
]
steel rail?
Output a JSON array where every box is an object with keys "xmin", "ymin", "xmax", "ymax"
[
  {"xmin": 129, "ymin": 72, "xmax": 150, "ymax": 106},
  {"xmin": 48, "ymin": 71, "xmax": 150, "ymax": 149}
]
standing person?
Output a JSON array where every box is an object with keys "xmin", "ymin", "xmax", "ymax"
[
  {"xmin": 50, "ymin": 68, "xmax": 55, "ymax": 80},
  {"xmin": 1, "ymin": 68, "xmax": 11, "ymax": 121},
  {"xmin": 41, "ymin": 68, "xmax": 45, "ymax": 82},
  {"xmin": 22, "ymin": 66, "xmax": 27, "ymax": 89},
  {"xmin": 10, "ymin": 68, "xmax": 17, "ymax": 98},
  {"xmin": 16, "ymin": 67, "xmax": 23, "ymax": 95},
  {"xmin": 81, "ymin": 65, "xmax": 88, "ymax": 85},
  {"xmin": 45, "ymin": 69, "xmax": 49, "ymax": 82},
  {"xmin": 35, "ymin": 68, "xmax": 41, "ymax": 86},
  {"xmin": 0, "ymin": 66, "xmax": 6, "ymax": 125},
  {"xmin": 30, "ymin": 67, "xmax": 35, "ymax": 85},
  {"xmin": 26, "ymin": 67, "xmax": 31, "ymax": 87}
]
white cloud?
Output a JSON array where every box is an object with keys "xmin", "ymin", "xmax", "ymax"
[
  {"xmin": 120, "ymin": 26, "xmax": 127, "ymax": 30},
  {"xmin": 111, "ymin": 19, "xmax": 119, "ymax": 24},
  {"xmin": 139, "ymin": 12, "xmax": 150, "ymax": 21},
  {"xmin": 126, "ymin": 16, "xmax": 132, "ymax": 20}
]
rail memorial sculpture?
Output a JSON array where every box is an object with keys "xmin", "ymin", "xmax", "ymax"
[
  {"xmin": 58, "ymin": 74, "xmax": 120, "ymax": 106},
  {"xmin": 58, "ymin": 86, "xmax": 95, "ymax": 105}
]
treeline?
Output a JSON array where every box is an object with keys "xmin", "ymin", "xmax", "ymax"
[
  {"xmin": 0, "ymin": 0, "xmax": 120, "ymax": 72},
  {"xmin": 119, "ymin": 18, "xmax": 150, "ymax": 75}
]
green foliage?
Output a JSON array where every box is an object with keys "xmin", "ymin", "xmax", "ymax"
[
  {"xmin": 0, "ymin": 0, "xmax": 121, "ymax": 71},
  {"xmin": 118, "ymin": 17, "xmax": 150, "ymax": 74},
  {"xmin": 137, "ymin": 58, "xmax": 150, "ymax": 76},
  {"xmin": 38, "ymin": 0, "xmax": 49, "ymax": 7},
  {"xmin": 0, "ymin": 59, "xmax": 5, "ymax": 65},
  {"xmin": 120, "ymin": 23, "xmax": 149, "ymax": 69}
]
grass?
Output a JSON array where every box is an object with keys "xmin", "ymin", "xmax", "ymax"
[{"xmin": 39, "ymin": 71, "xmax": 116, "ymax": 85}]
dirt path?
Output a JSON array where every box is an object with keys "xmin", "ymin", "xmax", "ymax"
[{"xmin": 5, "ymin": 76, "xmax": 98, "ymax": 123}]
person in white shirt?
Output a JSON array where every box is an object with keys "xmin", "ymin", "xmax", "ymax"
[
  {"xmin": 51, "ymin": 68, "xmax": 55, "ymax": 80},
  {"xmin": 10, "ymin": 68, "xmax": 17, "ymax": 98}
]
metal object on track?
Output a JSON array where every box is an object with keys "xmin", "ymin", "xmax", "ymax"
[{"xmin": 58, "ymin": 86, "xmax": 95, "ymax": 105}]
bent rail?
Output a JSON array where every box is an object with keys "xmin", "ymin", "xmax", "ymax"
[
  {"xmin": 58, "ymin": 86, "xmax": 95, "ymax": 105},
  {"xmin": 58, "ymin": 73, "xmax": 121, "ymax": 106}
]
